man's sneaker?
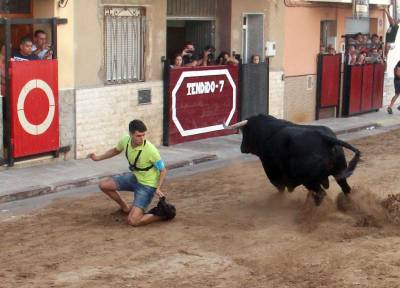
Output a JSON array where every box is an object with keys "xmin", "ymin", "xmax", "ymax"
[
  {"xmin": 397, "ymin": 105, "xmax": 400, "ymax": 111},
  {"xmin": 387, "ymin": 107, "xmax": 393, "ymax": 114}
]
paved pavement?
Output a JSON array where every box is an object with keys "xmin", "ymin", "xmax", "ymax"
[{"xmin": 0, "ymin": 110, "xmax": 400, "ymax": 203}]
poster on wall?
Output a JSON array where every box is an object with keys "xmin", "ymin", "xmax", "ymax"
[{"xmin": 353, "ymin": 0, "xmax": 369, "ymax": 19}]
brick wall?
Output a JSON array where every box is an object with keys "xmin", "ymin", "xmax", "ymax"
[
  {"xmin": 59, "ymin": 89, "xmax": 75, "ymax": 160},
  {"xmin": 269, "ymin": 71, "xmax": 285, "ymax": 119},
  {"xmin": 284, "ymin": 75, "xmax": 316, "ymax": 123},
  {"xmin": 75, "ymin": 81, "xmax": 163, "ymax": 159}
]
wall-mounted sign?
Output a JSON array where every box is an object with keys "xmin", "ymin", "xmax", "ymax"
[
  {"xmin": 165, "ymin": 66, "xmax": 239, "ymax": 145},
  {"xmin": 353, "ymin": 0, "xmax": 369, "ymax": 19},
  {"xmin": 10, "ymin": 61, "xmax": 59, "ymax": 158}
]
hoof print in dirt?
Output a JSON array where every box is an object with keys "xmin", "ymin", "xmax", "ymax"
[
  {"xmin": 381, "ymin": 193, "xmax": 400, "ymax": 225},
  {"xmin": 354, "ymin": 215, "xmax": 381, "ymax": 228}
]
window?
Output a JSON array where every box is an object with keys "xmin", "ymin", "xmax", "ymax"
[
  {"xmin": 104, "ymin": 7, "xmax": 145, "ymax": 84},
  {"xmin": 0, "ymin": 0, "xmax": 31, "ymax": 14}
]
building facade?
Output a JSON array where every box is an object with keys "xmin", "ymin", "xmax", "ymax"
[
  {"xmin": 0, "ymin": 0, "xmax": 398, "ymax": 163},
  {"xmin": 34, "ymin": 0, "xmax": 286, "ymax": 159}
]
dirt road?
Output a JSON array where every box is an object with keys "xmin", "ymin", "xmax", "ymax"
[{"xmin": 1, "ymin": 130, "xmax": 400, "ymax": 288}]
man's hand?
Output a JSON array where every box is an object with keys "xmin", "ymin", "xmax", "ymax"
[
  {"xmin": 45, "ymin": 50, "xmax": 53, "ymax": 60},
  {"xmin": 87, "ymin": 153, "xmax": 99, "ymax": 161},
  {"xmin": 182, "ymin": 49, "xmax": 190, "ymax": 56},
  {"xmin": 156, "ymin": 188, "xmax": 165, "ymax": 198}
]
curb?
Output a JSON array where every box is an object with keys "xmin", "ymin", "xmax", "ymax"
[
  {"xmin": 334, "ymin": 123, "xmax": 381, "ymax": 135},
  {"xmin": 0, "ymin": 154, "xmax": 217, "ymax": 204}
]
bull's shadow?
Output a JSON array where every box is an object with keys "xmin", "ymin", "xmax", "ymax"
[{"xmin": 224, "ymin": 114, "xmax": 361, "ymax": 206}]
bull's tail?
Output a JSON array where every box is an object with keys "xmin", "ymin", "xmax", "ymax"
[{"xmin": 318, "ymin": 133, "xmax": 361, "ymax": 179}]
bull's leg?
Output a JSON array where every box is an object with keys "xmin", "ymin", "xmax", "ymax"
[
  {"xmin": 335, "ymin": 177, "xmax": 351, "ymax": 194},
  {"xmin": 305, "ymin": 184, "xmax": 327, "ymax": 206}
]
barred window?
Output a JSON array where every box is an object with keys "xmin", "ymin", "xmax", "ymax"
[{"xmin": 104, "ymin": 7, "xmax": 145, "ymax": 84}]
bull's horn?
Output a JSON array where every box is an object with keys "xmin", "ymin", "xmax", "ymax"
[{"xmin": 223, "ymin": 120, "xmax": 248, "ymax": 129}]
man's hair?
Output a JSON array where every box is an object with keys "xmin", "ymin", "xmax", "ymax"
[
  {"xmin": 34, "ymin": 30, "xmax": 46, "ymax": 37},
  {"xmin": 20, "ymin": 36, "xmax": 33, "ymax": 45},
  {"xmin": 183, "ymin": 41, "xmax": 194, "ymax": 48},
  {"xmin": 129, "ymin": 119, "xmax": 147, "ymax": 133}
]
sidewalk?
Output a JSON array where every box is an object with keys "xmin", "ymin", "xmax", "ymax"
[{"xmin": 1, "ymin": 110, "xmax": 400, "ymax": 203}]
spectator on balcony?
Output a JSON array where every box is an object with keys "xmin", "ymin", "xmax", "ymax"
[
  {"xmin": 349, "ymin": 52, "xmax": 358, "ymax": 66},
  {"xmin": 378, "ymin": 47, "xmax": 385, "ymax": 63},
  {"xmin": 170, "ymin": 53, "xmax": 183, "ymax": 68},
  {"xmin": 363, "ymin": 34, "xmax": 371, "ymax": 48},
  {"xmin": 387, "ymin": 62, "xmax": 400, "ymax": 114},
  {"xmin": 346, "ymin": 44, "xmax": 356, "ymax": 65},
  {"xmin": 12, "ymin": 36, "xmax": 39, "ymax": 61},
  {"xmin": 352, "ymin": 33, "xmax": 365, "ymax": 50},
  {"xmin": 181, "ymin": 42, "xmax": 199, "ymax": 67},
  {"xmin": 217, "ymin": 51, "xmax": 239, "ymax": 66},
  {"xmin": 327, "ymin": 44, "xmax": 336, "ymax": 55},
  {"xmin": 369, "ymin": 47, "xmax": 384, "ymax": 64},
  {"xmin": 32, "ymin": 30, "xmax": 53, "ymax": 60},
  {"xmin": 384, "ymin": 7, "xmax": 400, "ymax": 57},
  {"xmin": 370, "ymin": 34, "xmax": 382, "ymax": 50},
  {"xmin": 355, "ymin": 53, "xmax": 366, "ymax": 65},
  {"xmin": 198, "ymin": 45, "xmax": 216, "ymax": 66},
  {"xmin": 250, "ymin": 54, "xmax": 261, "ymax": 64}
]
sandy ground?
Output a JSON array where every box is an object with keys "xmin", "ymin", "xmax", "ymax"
[{"xmin": 2, "ymin": 130, "xmax": 400, "ymax": 288}]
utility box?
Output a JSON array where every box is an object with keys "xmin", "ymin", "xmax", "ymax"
[{"xmin": 265, "ymin": 41, "xmax": 276, "ymax": 57}]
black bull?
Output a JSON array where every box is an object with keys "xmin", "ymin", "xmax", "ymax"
[{"xmin": 225, "ymin": 114, "xmax": 361, "ymax": 205}]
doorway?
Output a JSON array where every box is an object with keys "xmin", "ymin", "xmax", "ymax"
[
  {"xmin": 166, "ymin": 20, "xmax": 215, "ymax": 64},
  {"xmin": 242, "ymin": 13, "xmax": 264, "ymax": 64},
  {"xmin": 320, "ymin": 20, "xmax": 337, "ymax": 51}
]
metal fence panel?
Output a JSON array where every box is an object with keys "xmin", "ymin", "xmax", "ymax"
[
  {"xmin": 167, "ymin": 0, "xmax": 216, "ymax": 17},
  {"xmin": 240, "ymin": 62, "xmax": 269, "ymax": 120}
]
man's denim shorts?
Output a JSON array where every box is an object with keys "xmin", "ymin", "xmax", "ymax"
[{"xmin": 112, "ymin": 173, "xmax": 156, "ymax": 210}]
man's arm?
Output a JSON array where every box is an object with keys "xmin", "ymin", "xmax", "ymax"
[
  {"xmin": 153, "ymin": 157, "xmax": 167, "ymax": 197},
  {"xmin": 385, "ymin": 7, "xmax": 399, "ymax": 26},
  {"xmin": 184, "ymin": 60, "xmax": 198, "ymax": 67},
  {"xmin": 155, "ymin": 168, "xmax": 167, "ymax": 197},
  {"xmin": 88, "ymin": 147, "xmax": 121, "ymax": 161}
]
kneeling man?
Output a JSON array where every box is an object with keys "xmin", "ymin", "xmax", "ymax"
[{"xmin": 88, "ymin": 120, "xmax": 167, "ymax": 226}]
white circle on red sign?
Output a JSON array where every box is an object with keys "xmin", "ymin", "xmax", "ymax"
[{"xmin": 17, "ymin": 79, "xmax": 55, "ymax": 135}]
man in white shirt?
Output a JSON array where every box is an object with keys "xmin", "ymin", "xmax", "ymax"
[{"xmin": 32, "ymin": 30, "xmax": 53, "ymax": 60}]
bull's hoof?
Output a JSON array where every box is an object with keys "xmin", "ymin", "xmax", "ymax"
[
  {"xmin": 312, "ymin": 190, "xmax": 326, "ymax": 206},
  {"xmin": 321, "ymin": 178, "xmax": 329, "ymax": 189},
  {"xmin": 342, "ymin": 186, "xmax": 351, "ymax": 195},
  {"xmin": 336, "ymin": 192, "xmax": 352, "ymax": 212}
]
